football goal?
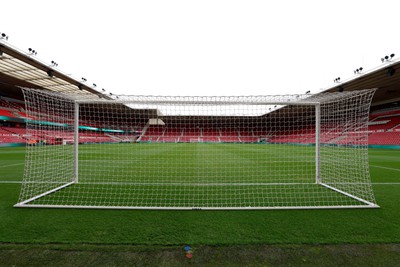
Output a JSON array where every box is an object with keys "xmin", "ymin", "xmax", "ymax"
[{"xmin": 15, "ymin": 88, "xmax": 379, "ymax": 210}]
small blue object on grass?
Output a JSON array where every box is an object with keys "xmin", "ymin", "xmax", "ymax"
[{"xmin": 184, "ymin": 245, "xmax": 191, "ymax": 251}]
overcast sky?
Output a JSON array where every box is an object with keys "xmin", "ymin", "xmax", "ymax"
[{"xmin": 1, "ymin": 0, "xmax": 399, "ymax": 96}]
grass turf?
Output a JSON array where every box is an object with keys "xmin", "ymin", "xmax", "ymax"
[
  {"xmin": 1, "ymin": 146, "xmax": 400, "ymax": 265},
  {"xmin": 0, "ymin": 146, "xmax": 399, "ymax": 245},
  {"xmin": 15, "ymin": 143, "xmax": 373, "ymax": 208}
]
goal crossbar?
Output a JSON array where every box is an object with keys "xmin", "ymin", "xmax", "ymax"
[{"xmin": 75, "ymin": 100, "xmax": 321, "ymax": 105}]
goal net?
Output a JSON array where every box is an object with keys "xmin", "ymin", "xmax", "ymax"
[{"xmin": 15, "ymin": 88, "xmax": 378, "ymax": 210}]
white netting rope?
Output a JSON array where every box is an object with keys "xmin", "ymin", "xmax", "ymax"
[{"xmin": 16, "ymin": 88, "xmax": 377, "ymax": 209}]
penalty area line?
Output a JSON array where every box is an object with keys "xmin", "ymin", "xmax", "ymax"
[
  {"xmin": 0, "ymin": 163, "xmax": 24, "ymax": 169},
  {"xmin": 370, "ymin": 164, "xmax": 400, "ymax": 172},
  {"xmin": 372, "ymin": 182, "xmax": 400, "ymax": 185}
]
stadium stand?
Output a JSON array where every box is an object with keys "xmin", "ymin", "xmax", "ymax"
[
  {"xmin": 238, "ymin": 129, "xmax": 257, "ymax": 142},
  {"xmin": 367, "ymin": 108, "xmax": 400, "ymax": 145},
  {"xmin": 0, "ymin": 92, "xmax": 400, "ymax": 146},
  {"xmin": 1, "ymin": 35, "xmax": 400, "ymax": 151},
  {"xmin": 161, "ymin": 127, "xmax": 183, "ymax": 142},
  {"xmin": 1, "ymin": 111, "xmax": 400, "ymax": 146},
  {"xmin": 180, "ymin": 126, "xmax": 201, "ymax": 142},
  {"xmin": 0, "ymin": 109, "xmax": 16, "ymax": 117},
  {"xmin": 141, "ymin": 125, "xmax": 164, "ymax": 142},
  {"xmin": 0, "ymin": 98, "xmax": 24, "ymax": 111},
  {"xmin": 0, "ymin": 127, "xmax": 25, "ymax": 144},
  {"xmin": 202, "ymin": 127, "xmax": 221, "ymax": 142},
  {"xmin": 0, "ymin": 96, "xmax": 140, "ymax": 145},
  {"xmin": 220, "ymin": 128, "xmax": 240, "ymax": 142},
  {"xmin": 369, "ymin": 132, "xmax": 400, "ymax": 145}
]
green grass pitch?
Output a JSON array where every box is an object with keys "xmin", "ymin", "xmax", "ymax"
[
  {"xmin": 0, "ymin": 145, "xmax": 399, "ymax": 246},
  {"xmin": 16, "ymin": 143, "xmax": 369, "ymax": 208}
]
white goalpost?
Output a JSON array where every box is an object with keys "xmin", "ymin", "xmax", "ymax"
[{"xmin": 15, "ymin": 88, "xmax": 379, "ymax": 210}]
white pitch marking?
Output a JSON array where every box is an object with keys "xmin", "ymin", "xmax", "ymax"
[
  {"xmin": 0, "ymin": 162, "xmax": 24, "ymax": 169},
  {"xmin": 370, "ymin": 164, "xmax": 400, "ymax": 172}
]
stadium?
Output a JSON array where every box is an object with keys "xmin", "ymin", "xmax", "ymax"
[{"xmin": 1, "ymin": 36, "xmax": 400, "ymax": 264}]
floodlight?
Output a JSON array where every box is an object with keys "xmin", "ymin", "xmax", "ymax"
[
  {"xmin": 0, "ymin": 33, "xmax": 8, "ymax": 40},
  {"xmin": 354, "ymin": 67, "xmax": 363, "ymax": 74},
  {"xmin": 381, "ymin": 54, "xmax": 395, "ymax": 62},
  {"xmin": 28, "ymin": 48, "xmax": 37, "ymax": 55}
]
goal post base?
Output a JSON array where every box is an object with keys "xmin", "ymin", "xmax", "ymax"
[
  {"xmin": 319, "ymin": 182, "xmax": 379, "ymax": 208},
  {"xmin": 13, "ymin": 180, "xmax": 379, "ymax": 210},
  {"xmin": 14, "ymin": 181, "xmax": 76, "ymax": 207},
  {"xmin": 13, "ymin": 204, "xmax": 379, "ymax": 210}
]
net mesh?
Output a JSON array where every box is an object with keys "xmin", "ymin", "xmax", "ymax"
[{"xmin": 15, "ymin": 88, "xmax": 378, "ymax": 209}]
